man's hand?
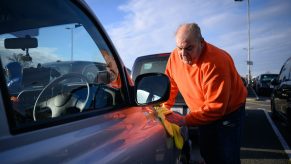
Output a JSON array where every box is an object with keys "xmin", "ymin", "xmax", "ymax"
[{"xmin": 165, "ymin": 112, "xmax": 186, "ymax": 127}]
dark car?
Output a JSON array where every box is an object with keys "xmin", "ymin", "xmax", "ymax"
[
  {"xmin": 255, "ymin": 73, "xmax": 278, "ymax": 96},
  {"xmin": 132, "ymin": 53, "xmax": 189, "ymax": 115},
  {"xmin": 271, "ymin": 57, "xmax": 291, "ymax": 127},
  {"xmin": 0, "ymin": 0, "xmax": 181, "ymax": 163}
]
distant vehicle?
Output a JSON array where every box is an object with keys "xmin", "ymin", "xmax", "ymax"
[
  {"xmin": 255, "ymin": 73, "xmax": 278, "ymax": 96},
  {"xmin": 271, "ymin": 57, "xmax": 291, "ymax": 127},
  {"xmin": 0, "ymin": 0, "xmax": 181, "ymax": 163},
  {"xmin": 132, "ymin": 53, "xmax": 188, "ymax": 115}
]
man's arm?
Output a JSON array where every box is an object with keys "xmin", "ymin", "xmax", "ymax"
[{"xmin": 162, "ymin": 56, "xmax": 179, "ymax": 109}]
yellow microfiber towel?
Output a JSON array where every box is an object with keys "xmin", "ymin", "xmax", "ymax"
[{"xmin": 154, "ymin": 106, "xmax": 184, "ymax": 150}]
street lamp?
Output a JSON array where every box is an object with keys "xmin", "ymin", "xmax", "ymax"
[
  {"xmin": 66, "ymin": 24, "xmax": 82, "ymax": 61},
  {"xmin": 235, "ymin": 0, "xmax": 252, "ymax": 86}
]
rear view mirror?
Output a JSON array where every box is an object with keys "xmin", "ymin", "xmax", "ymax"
[
  {"xmin": 4, "ymin": 37, "xmax": 38, "ymax": 49},
  {"xmin": 135, "ymin": 73, "xmax": 170, "ymax": 105}
]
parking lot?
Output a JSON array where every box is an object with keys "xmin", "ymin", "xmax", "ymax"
[
  {"xmin": 189, "ymin": 87, "xmax": 291, "ymax": 164},
  {"xmin": 1, "ymin": 0, "xmax": 290, "ymax": 163},
  {"xmin": 241, "ymin": 100, "xmax": 290, "ymax": 163}
]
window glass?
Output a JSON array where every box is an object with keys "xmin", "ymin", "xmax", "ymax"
[
  {"xmin": 279, "ymin": 58, "xmax": 291, "ymax": 82},
  {"xmin": 140, "ymin": 60, "xmax": 168, "ymax": 74},
  {"xmin": 286, "ymin": 58, "xmax": 291, "ymax": 80},
  {"xmin": 278, "ymin": 65, "xmax": 287, "ymax": 82},
  {"xmin": 260, "ymin": 74, "xmax": 278, "ymax": 82},
  {"xmin": 0, "ymin": 1, "xmax": 123, "ymax": 129}
]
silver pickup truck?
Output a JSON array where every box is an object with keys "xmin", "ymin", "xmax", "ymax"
[{"xmin": 0, "ymin": 0, "xmax": 182, "ymax": 163}]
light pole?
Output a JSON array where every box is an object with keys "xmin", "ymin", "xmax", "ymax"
[
  {"xmin": 235, "ymin": 0, "xmax": 252, "ymax": 86},
  {"xmin": 66, "ymin": 24, "xmax": 82, "ymax": 61}
]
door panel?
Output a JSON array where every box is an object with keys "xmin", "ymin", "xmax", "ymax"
[{"xmin": 0, "ymin": 106, "xmax": 176, "ymax": 163}]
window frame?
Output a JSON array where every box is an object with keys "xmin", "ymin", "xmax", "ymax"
[{"xmin": 0, "ymin": 0, "xmax": 130, "ymax": 134}]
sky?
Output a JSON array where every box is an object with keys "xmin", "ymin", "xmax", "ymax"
[{"xmin": 85, "ymin": 0, "xmax": 291, "ymax": 78}]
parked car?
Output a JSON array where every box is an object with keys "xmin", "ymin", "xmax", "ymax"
[
  {"xmin": 0, "ymin": 0, "xmax": 180, "ymax": 163},
  {"xmin": 241, "ymin": 76, "xmax": 247, "ymax": 87},
  {"xmin": 255, "ymin": 73, "xmax": 278, "ymax": 96},
  {"xmin": 271, "ymin": 57, "xmax": 291, "ymax": 127},
  {"xmin": 132, "ymin": 53, "xmax": 189, "ymax": 115}
]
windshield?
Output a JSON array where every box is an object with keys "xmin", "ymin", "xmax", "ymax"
[
  {"xmin": 0, "ymin": 0, "xmax": 123, "ymax": 128},
  {"xmin": 140, "ymin": 60, "xmax": 168, "ymax": 74},
  {"xmin": 261, "ymin": 74, "xmax": 278, "ymax": 82}
]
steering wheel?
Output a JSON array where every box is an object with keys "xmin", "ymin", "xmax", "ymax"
[{"xmin": 33, "ymin": 73, "xmax": 90, "ymax": 121}]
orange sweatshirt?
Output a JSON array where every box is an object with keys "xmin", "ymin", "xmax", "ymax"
[{"xmin": 164, "ymin": 41, "xmax": 247, "ymax": 126}]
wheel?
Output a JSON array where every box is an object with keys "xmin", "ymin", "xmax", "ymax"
[{"xmin": 33, "ymin": 73, "xmax": 90, "ymax": 121}]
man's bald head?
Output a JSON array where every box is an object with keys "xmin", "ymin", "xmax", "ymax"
[{"xmin": 175, "ymin": 23, "xmax": 203, "ymax": 42}]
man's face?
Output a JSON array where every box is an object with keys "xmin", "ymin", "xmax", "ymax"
[
  {"xmin": 176, "ymin": 32, "xmax": 203, "ymax": 65},
  {"xmin": 102, "ymin": 51, "xmax": 119, "ymax": 81},
  {"xmin": 106, "ymin": 59, "xmax": 118, "ymax": 81}
]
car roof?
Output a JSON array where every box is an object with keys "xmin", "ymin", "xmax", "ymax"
[{"xmin": 134, "ymin": 53, "xmax": 170, "ymax": 61}]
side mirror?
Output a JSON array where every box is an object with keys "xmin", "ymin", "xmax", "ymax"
[{"xmin": 135, "ymin": 73, "xmax": 170, "ymax": 105}]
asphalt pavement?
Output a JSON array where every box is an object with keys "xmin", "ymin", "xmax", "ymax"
[
  {"xmin": 189, "ymin": 86, "xmax": 291, "ymax": 164},
  {"xmin": 242, "ymin": 86, "xmax": 290, "ymax": 163},
  {"xmin": 241, "ymin": 109, "xmax": 289, "ymax": 163}
]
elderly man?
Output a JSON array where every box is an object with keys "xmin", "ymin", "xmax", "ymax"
[{"xmin": 164, "ymin": 23, "xmax": 247, "ymax": 164}]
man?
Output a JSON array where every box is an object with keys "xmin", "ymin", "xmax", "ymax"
[
  {"xmin": 100, "ymin": 50, "xmax": 121, "ymax": 88},
  {"xmin": 164, "ymin": 23, "xmax": 247, "ymax": 164},
  {"xmin": 100, "ymin": 49, "xmax": 134, "ymax": 88},
  {"xmin": 6, "ymin": 62, "xmax": 23, "ymax": 93}
]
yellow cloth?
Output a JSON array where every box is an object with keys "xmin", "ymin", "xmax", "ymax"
[{"xmin": 154, "ymin": 106, "xmax": 184, "ymax": 150}]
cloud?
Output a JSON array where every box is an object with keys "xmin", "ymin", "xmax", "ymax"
[
  {"xmin": 104, "ymin": 0, "xmax": 245, "ymax": 67},
  {"xmin": 251, "ymin": 0, "xmax": 291, "ymax": 21},
  {"xmin": 96, "ymin": 0, "xmax": 291, "ymax": 76},
  {"xmin": 106, "ymin": 0, "xmax": 234, "ymax": 68},
  {"xmin": 29, "ymin": 47, "xmax": 62, "ymax": 64},
  {"xmin": 0, "ymin": 45, "xmax": 61, "ymax": 68}
]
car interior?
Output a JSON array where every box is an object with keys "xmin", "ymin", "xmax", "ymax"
[{"xmin": 0, "ymin": 0, "xmax": 124, "ymax": 129}]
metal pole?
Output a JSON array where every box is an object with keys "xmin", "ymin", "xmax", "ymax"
[
  {"xmin": 66, "ymin": 24, "xmax": 82, "ymax": 61},
  {"xmin": 247, "ymin": 0, "xmax": 251, "ymax": 86},
  {"xmin": 71, "ymin": 28, "xmax": 73, "ymax": 61},
  {"xmin": 234, "ymin": 0, "xmax": 252, "ymax": 85}
]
